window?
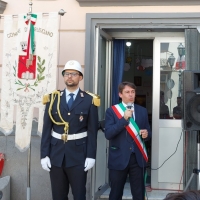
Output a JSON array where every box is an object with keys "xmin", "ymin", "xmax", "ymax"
[{"xmin": 159, "ymin": 42, "xmax": 185, "ymax": 120}]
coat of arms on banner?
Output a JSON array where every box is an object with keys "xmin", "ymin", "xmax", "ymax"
[
  {"xmin": 18, "ymin": 14, "xmax": 37, "ymax": 80},
  {"xmin": 18, "ymin": 54, "xmax": 37, "ymax": 80},
  {"xmin": 13, "ymin": 14, "xmax": 47, "ymax": 93},
  {"xmin": 0, "ymin": 13, "xmax": 58, "ymax": 151},
  {"xmin": 15, "ymin": 55, "xmax": 45, "ymax": 92}
]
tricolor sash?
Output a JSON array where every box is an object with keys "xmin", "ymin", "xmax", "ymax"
[
  {"xmin": 112, "ymin": 103, "xmax": 148, "ymax": 162},
  {"xmin": 24, "ymin": 14, "xmax": 37, "ymax": 55}
]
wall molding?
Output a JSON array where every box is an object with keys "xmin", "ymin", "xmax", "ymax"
[{"xmin": 77, "ymin": 0, "xmax": 200, "ymax": 7}]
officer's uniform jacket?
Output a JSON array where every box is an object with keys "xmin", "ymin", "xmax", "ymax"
[{"xmin": 40, "ymin": 89, "xmax": 99, "ymax": 168}]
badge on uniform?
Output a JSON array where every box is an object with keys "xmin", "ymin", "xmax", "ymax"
[
  {"xmin": 80, "ymin": 92, "xmax": 84, "ymax": 97},
  {"xmin": 60, "ymin": 92, "xmax": 63, "ymax": 96},
  {"xmin": 79, "ymin": 112, "xmax": 83, "ymax": 122}
]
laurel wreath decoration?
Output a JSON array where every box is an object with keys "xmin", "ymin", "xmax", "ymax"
[{"xmin": 14, "ymin": 56, "xmax": 46, "ymax": 91}]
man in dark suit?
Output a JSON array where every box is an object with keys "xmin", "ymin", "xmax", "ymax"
[
  {"xmin": 173, "ymin": 97, "xmax": 182, "ymax": 119},
  {"xmin": 105, "ymin": 81, "xmax": 152, "ymax": 200},
  {"xmin": 40, "ymin": 60, "xmax": 99, "ymax": 200},
  {"xmin": 160, "ymin": 91, "xmax": 171, "ymax": 119}
]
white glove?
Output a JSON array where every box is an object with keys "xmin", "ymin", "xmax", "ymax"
[
  {"xmin": 84, "ymin": 158, "xmax": 95, "ymax": 171},
  {"xmin": 41, "ymin": 156, "xmax": 51, "ymax": 172}
]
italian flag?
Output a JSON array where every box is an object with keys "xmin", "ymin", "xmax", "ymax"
[{"xmin": 24, "ymin": 14, "xmax": 37, "ymax": 55}]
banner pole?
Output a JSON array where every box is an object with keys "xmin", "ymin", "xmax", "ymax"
[
  {"xmin": 27, "ymin": 143, "xmax": 31, "ymax": 200},
  {"xmin": 27, "ymin": 1, "xmax": 32, "ymax": 199},
  {"xmin": 28, "ymin": 0, "xmax": 33, "ymax": 16}
]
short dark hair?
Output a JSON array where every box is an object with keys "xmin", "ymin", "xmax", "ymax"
[{"xmin": 118, "ymin": 82, "xmax": 136, "ymax": 93}]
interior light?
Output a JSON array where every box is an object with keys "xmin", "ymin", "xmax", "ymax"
[{"xmin": 126, "ymin": 41, "xmax": 131, "ymax": 47}]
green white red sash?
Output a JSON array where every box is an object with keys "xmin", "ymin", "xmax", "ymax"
[{"xmin": 112, "ymin": 103, "xmax": 148, "ymax": 162}]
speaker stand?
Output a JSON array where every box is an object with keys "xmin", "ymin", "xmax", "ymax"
[{"xmin": 184, "ymin": 131, "xmax": 200, "ymax": 191}]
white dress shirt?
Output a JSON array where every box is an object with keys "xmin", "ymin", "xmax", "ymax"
[
  {"xmin": 65, "ymin": 88, "xmax": 79, "ymax": 103},
  {"xmin": 122, "ymin": 101, "xmax": 135, "ymax": 120}
]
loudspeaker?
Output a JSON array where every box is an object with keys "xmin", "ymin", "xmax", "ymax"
[{"xmin": 182, "ymin": 70, "xmax": 200, "ymax": 131}]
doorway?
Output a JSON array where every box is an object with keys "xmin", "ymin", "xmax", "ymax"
[
  {"xmin": 123, "ymin": 39, "xmax": 153, "ymax": 186},
  {"xmin": 92, "ymin": 35, "xmax": 154, "ymax": 199},
  {"xmin": 88, "ymin": 24, "xmax": 185, "ymax": 199}
]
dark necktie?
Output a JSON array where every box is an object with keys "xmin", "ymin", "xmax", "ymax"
[{"xmin": 68, "ymin": 93, "xmax": 74, "ymax": 109}]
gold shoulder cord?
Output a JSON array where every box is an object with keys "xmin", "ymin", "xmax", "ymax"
[
  {"xmin": 48, "ymin": 90, "xmax": 69, "ymax": 134},
  {"xmin": 85, "ymin": 91, "xmax": 100, "ymax": 107}
]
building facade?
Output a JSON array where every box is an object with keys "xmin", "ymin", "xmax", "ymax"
[{"xmin": 0, "ymin": 0, "xmax": 200, "ymax": 199}]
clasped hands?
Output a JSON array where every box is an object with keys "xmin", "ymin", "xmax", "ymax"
[{"xmin": 41, "ymin": 156, "xmax": 95, "ymax": 172}]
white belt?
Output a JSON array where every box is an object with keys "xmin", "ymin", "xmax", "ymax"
[{"xmin": 52, "ymin": 131, "xmax": 87, "ymax": 141}]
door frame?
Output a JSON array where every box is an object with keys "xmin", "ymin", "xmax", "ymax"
[
  {"xmin": 84, "ymin": 12, "xmax": 200, "ymax": 92},
  {"xmin": 84, "ymin": 12, "xmax": 200, "ymax": 198},
  {"xmin": 92, "ymin": 27, "xmax": 112, "ymax": 200},
  {"xmin": 151, "ymin": 36, "xmax": 185, "ymax": 189}
]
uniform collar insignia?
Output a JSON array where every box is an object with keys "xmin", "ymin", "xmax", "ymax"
[
  {"xmin": 80, "ymin": 92, "xmax": 84, "ymax": 97},
  {"xmin": 60, "ymin": 92, "xmax": 63, "ymax": 96}
]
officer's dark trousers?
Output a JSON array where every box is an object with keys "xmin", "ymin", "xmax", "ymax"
[
  {"xmin": 50, "ymin": 164, "xmax": 87, "ymax": 200},
  {"xmin": 109, "ymin": 153, "xmax": 145, "ymax": 200}
]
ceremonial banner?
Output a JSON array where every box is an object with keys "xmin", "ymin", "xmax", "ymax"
[{"xmin": 0, "ymin": 12, "xmax": 58, "ymax": 151}]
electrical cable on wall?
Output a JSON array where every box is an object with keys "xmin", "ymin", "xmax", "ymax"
[{"xmin": 151, "ymin": 130, "xmax": 183, "ymax": 171}]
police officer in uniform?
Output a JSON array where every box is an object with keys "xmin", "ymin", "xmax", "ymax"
[{"xmin": 40, "ymin": 60, "xmax": 99, "ymax": 200}]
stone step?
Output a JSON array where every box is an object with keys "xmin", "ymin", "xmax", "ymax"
[{"xmin": 97, "ymin": 183, "xmax": 178, "ymax": 200}]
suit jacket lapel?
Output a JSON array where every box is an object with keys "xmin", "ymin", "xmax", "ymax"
[
  {"xmin": 60, "ymin": 90, "xmax": 68, "ymax": 111},
  {"xmin": 134, "ymin": 104, "xmax": 139, "ymax": 124}
]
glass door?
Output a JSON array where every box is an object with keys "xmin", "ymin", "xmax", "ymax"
[
  {"xmin": 151, "ymin": 36, "xmax": 185, "ymax": 190},
  {"xmin": 91, "ymin": 26, "xmax": 113, "ymax": 200}
]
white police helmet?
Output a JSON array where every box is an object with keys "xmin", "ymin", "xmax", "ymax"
[{"xmin": 62, "ymin": 60, "xmax": 83, "ymax": 76}]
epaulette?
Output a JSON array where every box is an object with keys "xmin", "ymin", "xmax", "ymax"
[
  {"xmin": 42, "ymin": 90, "xmax": 61, "ymax": 105},
  {"xmin": 42, "ymin": 94, "xmax": 50, "ymax": 105},
  {"xmin": 85, "ymin": 91, "xmax": 100, "ymax": 107}
]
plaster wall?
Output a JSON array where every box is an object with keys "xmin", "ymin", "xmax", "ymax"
[
  {"xmin": 1, "ymin": 0, "xmax": 200, "ymax": 66},
  {"xmin": 0, "ymin": 0, "xmax": 200, "ymax": 199}
]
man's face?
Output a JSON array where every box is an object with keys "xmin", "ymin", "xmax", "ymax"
[
  {"xmin": 119, "ymin": 85, "xmax": 136, "ymax": 104},
  {"xmin": 63, "ymin": 69, "xmax": 83, "ymax": 88}
]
